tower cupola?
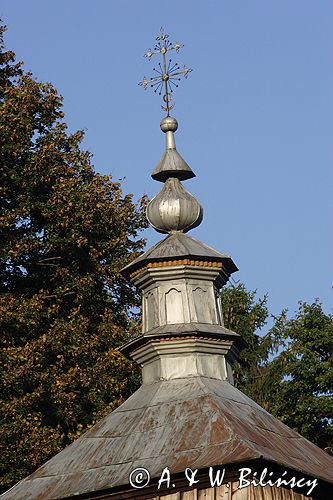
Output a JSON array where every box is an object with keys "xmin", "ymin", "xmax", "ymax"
[{"xmin": 122, "ymin": 28, "xmax": 242, "ymax": 385}]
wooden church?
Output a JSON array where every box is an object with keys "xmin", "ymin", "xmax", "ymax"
[{"xmin": 2, "ymin": 30, "xmax": 333, "ymax": 500}]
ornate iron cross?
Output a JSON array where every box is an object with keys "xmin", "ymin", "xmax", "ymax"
[{"xmin": 138, "ymin": 28, "xmax": 193, "ymax": 116}]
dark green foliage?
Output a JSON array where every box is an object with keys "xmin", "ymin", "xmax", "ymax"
[
  {"xmin": 267, "ymin": 301, "xmax": 333, "ymax": 454},
  {"xmin": 221, "ymin": 282, "xmax": 270, "ymax": 402},
  {"xmin": 222, "ymin": 283, "xmax": 333, "ymax": 456}
]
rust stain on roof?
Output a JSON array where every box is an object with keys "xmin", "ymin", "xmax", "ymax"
[{"xmin": 2, "ymin": 377, "xmax": 333, "ymax": 499}]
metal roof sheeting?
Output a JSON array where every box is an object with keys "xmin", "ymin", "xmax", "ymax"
[
  {"xmin": 3, "ymin": 376, "xmax": 333, "ymax": 499},
  {"xmin": 121, "ymin": 233, "xmax": 238, "ymax": 277}
]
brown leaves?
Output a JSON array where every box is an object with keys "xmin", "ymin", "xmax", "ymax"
[{"xmin": 0, "ymin": 23, "xmax": 146, "ymax": 492}]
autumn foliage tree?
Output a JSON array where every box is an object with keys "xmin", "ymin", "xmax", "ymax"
[
  {"xmin": 1, "ymin": 21, "xmax": 332, "ymax": 495},
  {"xmin": 0, "ymin": 25, "xmax": 147, "ymax": 491}
]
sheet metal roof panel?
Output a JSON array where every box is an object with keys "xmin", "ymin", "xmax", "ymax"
[
  {"xmin": 2, "ymin": 377, "xmax": 333, "ymax": 499},
  {"xmin": 121, "ymin": 233, "xmax": 238, "ymax": 276}
]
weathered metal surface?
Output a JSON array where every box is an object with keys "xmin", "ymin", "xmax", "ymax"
[
  {"xmin": 147, "ymin": 177, "xmax": 203, "ymax": 234},
  {"xmin": 141, "ymin": 322, "xmax": 242, "ymax": 337},
  {"xmin": 120, "ymin": 323, "xmax": 243, "ymax": 358},
  {"xmin": 121, "ymin": 233, "xmax": 238, "ymax": 278},
  {"xmin": 152, "ymin": 147, "xmax": 195, "ymax": 182},
  {"xmin": 152, "ymin": 115, "xmax": 195, "ymax": 182},
  {"xmin": 130, "ymin": 337, "xmax": 238, "ymax": 385},
  {"xmin": 3, "ymin": 377, "xmax": 333, "ymax": 499},
  {"xmin": 133, "ymin": 262, "xmax": 224, "ymax": 333}
]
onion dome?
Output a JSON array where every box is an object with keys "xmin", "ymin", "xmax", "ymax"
[{"xmin": 147, "ymin": 177, "xmax": 202, "ymax": 233}]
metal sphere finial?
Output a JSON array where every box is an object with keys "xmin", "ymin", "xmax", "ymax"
[{"xmin": 160, "ymin": 116, "xmax": 178, "ymax": 133}]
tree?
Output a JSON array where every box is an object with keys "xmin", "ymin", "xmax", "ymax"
[
  {"xmin": 0, "ymin": 24, "xmax": 147, "ymax": 491},
  {"xmin": 221, "ymin": 282, "xmax": 271, "ymax": 403},
  {"xmin": 222, "ymin": 284, "xmax": 333, "ymax": 455},
  {"xmin": 266, "ymin": 301, "xmax": 333, "ymax": 454}
]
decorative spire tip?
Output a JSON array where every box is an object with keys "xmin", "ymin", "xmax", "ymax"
[{"xmin": 138, "ymin": 27, "xmax": 193, "ymax": 116}]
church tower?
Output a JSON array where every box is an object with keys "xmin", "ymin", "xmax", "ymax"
[
  {"xmin": 2, "ymin": 29, "xmax": 333, "ymax": 500},
  {"xmin": 121, "ymin": 110, "xmax": 241, "ymax": 389}
]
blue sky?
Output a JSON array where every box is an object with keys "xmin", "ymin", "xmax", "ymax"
[{"xmin": 1, "ymin": 1, "xmax": 332, "ymax": 322}]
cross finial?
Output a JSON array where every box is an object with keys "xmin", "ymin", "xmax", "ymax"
[{"xmin": 138, "ymin": 28, "xmax": 193, "ymax": 116}]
